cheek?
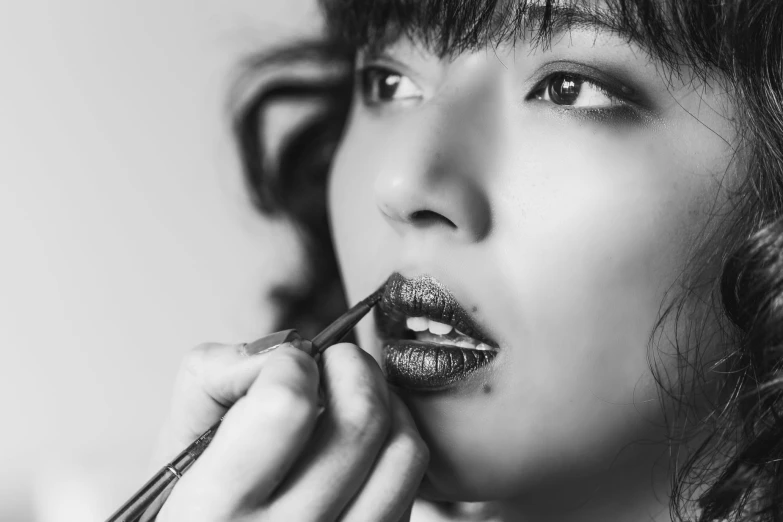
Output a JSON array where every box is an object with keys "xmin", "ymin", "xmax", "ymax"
[
  {"xmin": 494, "ymin": 123, "xmax": 719, "ymax": 393},
  {"xmin": 417, "ymin": 126, "xmax": 727, "ymax": 496},
  {"xmin": 327, "ymin": 120, "xmax": 377, "ymax": 267}
]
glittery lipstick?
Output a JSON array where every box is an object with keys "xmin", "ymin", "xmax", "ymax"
[{"xmin": 376, "ymin": 273, "xmax": 499, "ymax": 390}]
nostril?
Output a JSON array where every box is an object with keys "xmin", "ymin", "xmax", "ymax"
[{"xmin": 409, "ymin": 210, "xmax": 457, "ymax": 229}]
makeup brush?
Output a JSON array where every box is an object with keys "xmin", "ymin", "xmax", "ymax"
[{"xmin": 106, "ymin": 286, "xmax": 384, "ymax": 522}]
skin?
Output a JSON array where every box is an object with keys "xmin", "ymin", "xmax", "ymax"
[
  {"xmin": 155, "ymin": 341, "xmax": 427, "ymax": 522},
  {"xmin": 328, "ymin": 26, "xmax": 737, "ymax": 522},
  {"xmin": 152, "ymin": 10, "xmax": 739, "ymax": 522}
]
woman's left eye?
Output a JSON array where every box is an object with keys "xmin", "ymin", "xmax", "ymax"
[
  {"xmin": 359, "ymin": 66, "xmax": 424, "ymax": 105},
  {"xmin": 531, "ymin": 73, "xmax": 620, "ymax": 109}
]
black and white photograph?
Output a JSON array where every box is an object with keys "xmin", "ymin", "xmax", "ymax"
[{"xmin": 3, "ymin": 1, "xmax": 783, "ymax": 521}]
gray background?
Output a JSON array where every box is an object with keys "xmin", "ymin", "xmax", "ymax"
[{"xmin": 0, "ymin": 1, "xmax": 319, "ymax": 519}]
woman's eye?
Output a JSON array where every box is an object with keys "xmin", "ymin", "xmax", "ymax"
[
  {"xmin": 359, "ymin": 67, "xmax": 423, "ymax": 105},
  {"xmin": 532, "ymin": 73, "xmax": 619, "ymax": 109}
]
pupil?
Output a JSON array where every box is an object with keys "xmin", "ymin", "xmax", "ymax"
[
  {"xmin": 361, "ymin": 69, "xmax": 401, "ymax": 102},
  {"xmin": 549, "ymin": 74, "xmax": 582, "ymax": 105},
  {"xmin": 378, "ymin": 73, "xmax": 400, "ymax": 100}
]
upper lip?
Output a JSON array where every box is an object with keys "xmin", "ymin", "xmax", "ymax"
[{"xmin": 375, "ymin": 272, "xmax": 499, "ymax": 348}]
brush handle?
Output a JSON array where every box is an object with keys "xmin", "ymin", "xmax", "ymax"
[
  {"xmin": 107, "ymin": 419, "xmax": 220, "ymax": 522},
  {"xmin": 311, "ymin": 288, "xmax": 384, "ymax": 353},
  {"xmin": 105, "ymin": 286, "xmax": 383, "ymax": 521}
]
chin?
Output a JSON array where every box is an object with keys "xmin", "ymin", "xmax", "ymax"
[{"xmin": 396, "ymin": 389, "xmax": 529, "ymax": 503}]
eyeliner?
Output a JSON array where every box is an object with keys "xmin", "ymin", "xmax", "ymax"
[{"xmin": 106, "ymin": 286, "xmax": 384, "ymax": 522}]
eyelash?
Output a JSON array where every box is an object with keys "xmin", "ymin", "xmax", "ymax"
[
  {"xmin": 357, "ymin": 65, "xmax": 633, "ymax": 113},
  {"xmin": 528, "ymin": 73, "xmax": 622, "ymax": 109}
]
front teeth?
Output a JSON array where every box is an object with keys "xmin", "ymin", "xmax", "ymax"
[
  {"xmin": 428, "ymin": 320, "xmax": 453, "ymax": 336},
  {"xmin": 405, "ymin": 317, "xmax": 453, "ymax": 336},
  {"xmin": 406, "ymin": 317, "xmax": 429, "ymax": 332},
  {"xmin": 404, "ymin": 317, "xmax": 495, "ymax": 351}
]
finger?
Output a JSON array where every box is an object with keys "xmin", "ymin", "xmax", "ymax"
[
  {"xmin": 398, "ymin": 503, "xmax": 415, "ymax": 522},
  {"xmin": 340, "ymin": 393, "xmax": 429, "ymax": 522},
  {"xmin": 266, "ymin": 342, "xmax": 392, "ymax": 519},
  {"xmin": 159, "ymin": 344, "xmax": 320, "ymax": 519},
  {"xmin": 155, "ymin": 339, "xmax": 305, "ymax": 463}
]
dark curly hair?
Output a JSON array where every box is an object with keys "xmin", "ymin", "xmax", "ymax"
[{"xmin": 230, "ymin": 1, "xmax": 783, "ymax": 520}]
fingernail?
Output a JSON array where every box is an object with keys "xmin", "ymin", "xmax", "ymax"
[
  {"xmin": 241, "ymin": 340, "xmax": 286, "ymax": 356},
  {"xmin": 243, "ymin": 329, "xmax": 310, "ymax": 357}
]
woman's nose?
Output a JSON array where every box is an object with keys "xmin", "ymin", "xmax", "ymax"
[
  {"xmin": 375, "ymin": 161, "xmax": 491, "ymax": 241},
  {"xmin": 373, "ymin": 90, "xmax": 497, "ymax": 243}
]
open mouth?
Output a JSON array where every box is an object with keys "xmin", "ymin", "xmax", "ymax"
[{"xmin": 375, "ymin": 272, "xmax": 500, "ymax": 391}]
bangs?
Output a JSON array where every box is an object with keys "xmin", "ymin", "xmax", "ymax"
[{"xmin": 319, "ymin": 0, "xmax": 725, "ymax": 75}]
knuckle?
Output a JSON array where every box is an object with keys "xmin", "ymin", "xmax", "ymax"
[
  {"xmin": 269, "ymin": 345, "xmax": 319, "ymax": 380},
  {"xmin": 339, "ymin": 388, "xmax": 390, "ymax": 444},
  {"xmin": 324, "ymin": 344, "xmax": 386, "ymax": 389},
  {"xmin": 256, "ymin": 382, "xmax": 317, "ymax": 426},
  {"xmin": 245, "ymin": 347, "xmax": 321, "ymax": 427},
  {"xmin": 392, "ymin": 432, "xmax": 430, "ymax": 472}
]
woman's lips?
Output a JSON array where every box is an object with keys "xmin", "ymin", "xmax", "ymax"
[
  {"xmin": 379, "ymin": 273, "xmax": 498, "ymax": 346},
  {"xmin": 375, "ymin": 273, "xmax": 499, "ymax": 391},
  {"xmin": 383, "ymin": 341, "xmax": 497, "ymax": 390}
]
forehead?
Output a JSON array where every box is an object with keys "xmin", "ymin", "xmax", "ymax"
[{"xmin": 320, "ymin": 0, "xmax": 677, "ymax": 63}]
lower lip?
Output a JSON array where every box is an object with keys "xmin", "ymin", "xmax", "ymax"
[{"xmin": 382, "ymin": 340, "xmax": 497, "ymax": 391}]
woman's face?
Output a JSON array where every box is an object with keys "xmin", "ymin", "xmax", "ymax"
[{"xmin": 327, "ymin": 19, "xmax": 737, "ymax": 505}]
